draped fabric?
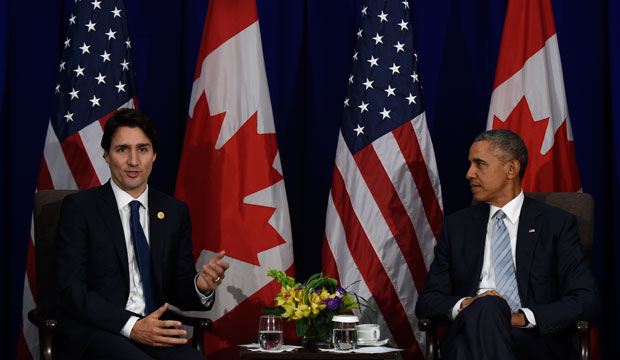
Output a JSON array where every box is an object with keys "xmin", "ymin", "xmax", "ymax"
[{"xmin": 1, "ymin": 1, "xmax": 618, "ymax": 359}]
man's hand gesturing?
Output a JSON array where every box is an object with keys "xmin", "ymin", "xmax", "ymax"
[
  {"xmin": 130, "ymin": 303, "xmax": 188, "ymax": 347},
  {"xmin": 197, "ymin": 250, "xmax": 230, "ymax": 292}
]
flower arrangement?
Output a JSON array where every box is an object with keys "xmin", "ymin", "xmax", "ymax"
[{"xmin": 263, "ymin": 270, "xmax": 361, "ymax": 344}]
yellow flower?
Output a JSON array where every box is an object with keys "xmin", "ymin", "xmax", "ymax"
[
  {"xmin": 292, "ymin": 304, "xmax": 311, "ymax": 320},
  {"xmin": 308, "ymin": 291, "xmax": 327, "ymax": 315},
  {"xmin": 281, "ymin": 303, "xmax": 296, "ymax": 319},
  {"xmin": 275, "ymin": 285, "xmax": 303, "ymax": 307}
]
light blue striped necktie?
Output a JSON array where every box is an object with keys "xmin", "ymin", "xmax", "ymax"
[{"xmin": 491, "ymin": 210, "xmax": 521, "ymax": 312}]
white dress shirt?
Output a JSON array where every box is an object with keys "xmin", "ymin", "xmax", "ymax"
[
  {"xmin": 109, "ymin": 181, "xmax": 213, "ymax": 338},
  {"xmin": 451, "ymin": 190, "xmax": 536, "ymax": 328}
]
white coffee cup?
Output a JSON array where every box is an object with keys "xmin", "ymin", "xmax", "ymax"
[{"xmin": 356, "ymin": 324, "xmax": 380, "ymax": 342}]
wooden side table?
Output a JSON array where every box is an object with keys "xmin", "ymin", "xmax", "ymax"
[{"xmin": 239, "ymin": 347, "xmax": 400, "ymax": 360}]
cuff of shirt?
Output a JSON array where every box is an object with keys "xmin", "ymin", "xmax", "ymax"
[
  {"xmin": 450, "ymin": 297, "xmax": 468, "ymax": 320},
  {"xmin": 121, "ymin": 315, "xmax": 140, "ymax": 338},
  {"xmin": 194, "ymin": 274, "xmax": 215, "ymax": 307},
  {"xmin": 520, "ymin": 307, "xmax": 537, "ymax": 328}
]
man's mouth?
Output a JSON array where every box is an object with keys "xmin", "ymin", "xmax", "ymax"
[{"xmin": 125, "ymin": 170, "xmax": 141, "ymax": 178}]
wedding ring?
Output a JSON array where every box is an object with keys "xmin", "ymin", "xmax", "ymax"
[{"xmin": 214, "ymin": 276, "xmax": 221, "ymax": 282}]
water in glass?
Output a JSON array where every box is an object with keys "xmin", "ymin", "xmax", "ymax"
[
  {"xmin": 332, "ymin": 328, "xmax": 357, "ymax": 350},
  {"xmin": 258, "ymin": 315, "xmax": 283, "ymax": 350},
  {"xmin": 259, "ymin": 330, "xmax": 284, "ymax": 350}
]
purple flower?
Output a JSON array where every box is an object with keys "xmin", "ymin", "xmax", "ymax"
[
  {"xmin": 335, "ymin": 286, "xmax": 346, "ymax": 298},
  {"xmin": 324, "ymin": 298, "xmax": 339, "ymax": 310},
  {"xmin": 313, "ymin": 289, "xmax": 322, "ymax": 295}
]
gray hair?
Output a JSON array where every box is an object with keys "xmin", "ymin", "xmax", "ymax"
[{"xmin": 474, "ymin": 129, "xmax": 528, "ymax": 179}]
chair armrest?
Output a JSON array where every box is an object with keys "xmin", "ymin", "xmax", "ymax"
[
  {"xmin": 418, "ymin": 318, "xmax": 438, "ymax": 360},
  {"xmin": 28, "ymin": 309, "xmax": 57, "ymax": 360},
  {"xmin": 418, "ymin": 318, "xmax": 436, "ymax": 331},
  {"xmin": 575, "ymin": 321, "xmax": 590, "ymax": 360},
  {"xmin": 168, "ymin": 311, "xmax": 213, "ymax": 354}
]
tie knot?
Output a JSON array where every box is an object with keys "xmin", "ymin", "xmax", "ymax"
[
  {"xmin": 130, "ymin": 200, "xmax": 141, "ymax": 212},
  {"xmin": 494, "ymin": 210, "xmax": 506, "ymax": 221}
]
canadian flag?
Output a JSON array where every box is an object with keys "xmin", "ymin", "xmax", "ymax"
[
  {"xmin": 175, "ymin": 0, "xmax": 293, "ymax": 358},
  {"xmin": 487, "ymin": 0, "xmax": 581, "ymax": 192}
]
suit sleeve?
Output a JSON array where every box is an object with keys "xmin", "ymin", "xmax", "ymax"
[
  {"xmin": 528, "ymin": 213, "xmax": 599, "ymax": 334},
  {"xmin": 415, "ymin": 217, "xmax": 462, "ymax": 323},
  {"xmin": 55, "ymin": 195, "xmax": 135, "ymax": 333}
]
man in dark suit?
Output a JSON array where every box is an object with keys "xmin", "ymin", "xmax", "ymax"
[
  {"xmin": 55, "ymin": 109, "xmax": 229, "ymax": 359},
  {"xmin": 416, "ymin": 129, "xmax": 599, "ymax": 359}
]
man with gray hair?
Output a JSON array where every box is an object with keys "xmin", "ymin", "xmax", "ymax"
[{"xmin": 416, "ymin": 129, "xmax": 599, "ymax": 359}]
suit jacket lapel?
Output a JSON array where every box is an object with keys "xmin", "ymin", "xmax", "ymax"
[
  {"xmin": 467, "ymin": 203, "xmax": 489, "ymax": 295},
  {"xmin": 98, "ymin": 181, "xmax": 130, "ymax": 283},
  {"xmin": 148, "ymin": 189, "xmax": 166, "ymax": 301},
  {"xmin": 516, "ymin": 197, "xmax": 541, "ymax": 305}
]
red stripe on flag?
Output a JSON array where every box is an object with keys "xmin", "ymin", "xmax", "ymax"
[
  {"xmin": 331, "ymin": 167, "xmax": 423, "ymax": 360},
  {"xmin": 37, "ymin": 157, "xmax": 54, "ymax": 191},
  {"xmin": 59, "ymin": 132, "xmax": 101, "ymax": 190},
  {"xmin": 353, "ymin": 145, "xmax": 427, "ymax": 293},
  {"xmin": 493, "ymin": 0, "xmax": 557, "ymax": 88},
  {"xmin": 393, "ymin": 122, "xmax": 443, "ymax": 239},
  {"xmin": 25, "ymin": 239, "xmax": 37, "ymax": 303},
  {"xmin": 196, "ymin": 0, "xmax": 259, "ymax": 73},
  {"xmin": 321, "ymin": 233, "xmax": 340, "ymax": 281},
  {"xmin": 98, "ymin": 107, "xmax": 121, "ymax": 131},
  {"xmin": 16, "ymin": 319, "xmax": 34, "ymax": 360}
]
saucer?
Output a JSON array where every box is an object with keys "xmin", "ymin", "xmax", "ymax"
[{"xmin": 357, "ymin": 338, "xmax": 389, "ymax": 346}]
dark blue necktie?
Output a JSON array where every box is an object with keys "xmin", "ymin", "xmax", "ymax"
[{"xmin": 129, "ymin": 200, "xmax": 156, "ymax": 315}]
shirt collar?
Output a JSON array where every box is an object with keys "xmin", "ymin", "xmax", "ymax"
[
  {"xmin": 110, "ymin": 180, "xmax": 149, "ymax": 211},
  {"xmin": 488, "ymin": 190, "xmax": 524, "ymax": 225}
]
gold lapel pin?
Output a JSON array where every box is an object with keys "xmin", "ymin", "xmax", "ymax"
[{"xmin": 157, "ymin": 211, "xmax": 165, "ymax": 220}]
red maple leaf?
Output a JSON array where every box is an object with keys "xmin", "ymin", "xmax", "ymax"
[
  {"xmin": 492, "ymin": 96, "xmax": 581, "ymax": 192},
  {"xmin": 176, "ymin": 92, "xmax": 286, "ymax": 266}
]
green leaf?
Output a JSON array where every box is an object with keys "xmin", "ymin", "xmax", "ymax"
[{"xmin": 296, "ymin": 318, "xmax": 308, "ymax": 337}]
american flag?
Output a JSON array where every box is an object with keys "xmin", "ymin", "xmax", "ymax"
[
  {"xmin": 20, "ymin": 0, "xmax": 136, "ymax": 357},
  {"xmin": 322, "ymin": 0, "xmax": 443, "ymax": 358}
]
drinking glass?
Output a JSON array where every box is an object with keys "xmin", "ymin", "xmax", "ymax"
[
  {"xmin": 258, "ymin": 315, "xmax": 283, "ymax": 350},
  {"xmin": 332, "ymin": 314, "xmax": 358, "ymax": 350}
]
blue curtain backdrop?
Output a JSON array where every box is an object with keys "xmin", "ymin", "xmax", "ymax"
[{"xmin": 1, "ymin": 0, "xmax": 618, "ymax": 358}]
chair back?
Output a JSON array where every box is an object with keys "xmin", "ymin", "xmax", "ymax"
[
  {"xmin": 33, "ymin": 189, "xmax": 79, "ymax": 318},
  {"xmin": 524, "ymin": 192, "xmax": 594, "ymax": 262}
]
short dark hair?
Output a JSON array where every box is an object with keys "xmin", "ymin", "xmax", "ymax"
[
  {"xmin": 101, "ymin": 109, "xmax": 160, "ymax": 153},
  {"xmin": 474, "ymin": 129, "xmax": 528, "ymax": 179}
]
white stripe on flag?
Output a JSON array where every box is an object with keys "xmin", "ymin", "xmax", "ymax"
[
  {"xmin": 43, "ymin": 121, "xmax": 78, "ymax": 189},
  {"xmin": 411, "ymin": 113, "xmax": 443, "ymax": 212},
  {"xmin": 79, "ymin": 121, "xmax": 110, "ymax": 185},
  {"xmin": 372, "ymin": 129, "xmax": 435, "ymax": 269},
  {"xmin": 334, "ymin": 133, "xmax": 418, "ymax": 330},
  {"xmin": 22, "ymin": 270, "xmax": 39, "ymax": 359}
]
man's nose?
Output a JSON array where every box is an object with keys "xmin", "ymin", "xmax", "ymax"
[
  {"xmin": 465, "ymin": 165, "xmax": 475, "ymax": 179},
  {"xmin": 127, "ymin": 149, "xmax": 138, "ymax": 165}
]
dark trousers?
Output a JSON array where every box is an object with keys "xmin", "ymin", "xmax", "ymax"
[
  {"xmin": 81, "ymin": 328, "xmax": 208, "ymax": 360},
  {"xmin": 441, "ymin": 296, "xmax": 553, "ymax": 360}
]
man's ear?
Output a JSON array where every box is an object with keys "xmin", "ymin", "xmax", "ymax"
[
  {"xmin": 103, "ymin": 150, "xmax": 110, "ymax": 164},
  {"xmin": 505, "ymin": 159, "xmax": 520, "ymax": 180}
]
